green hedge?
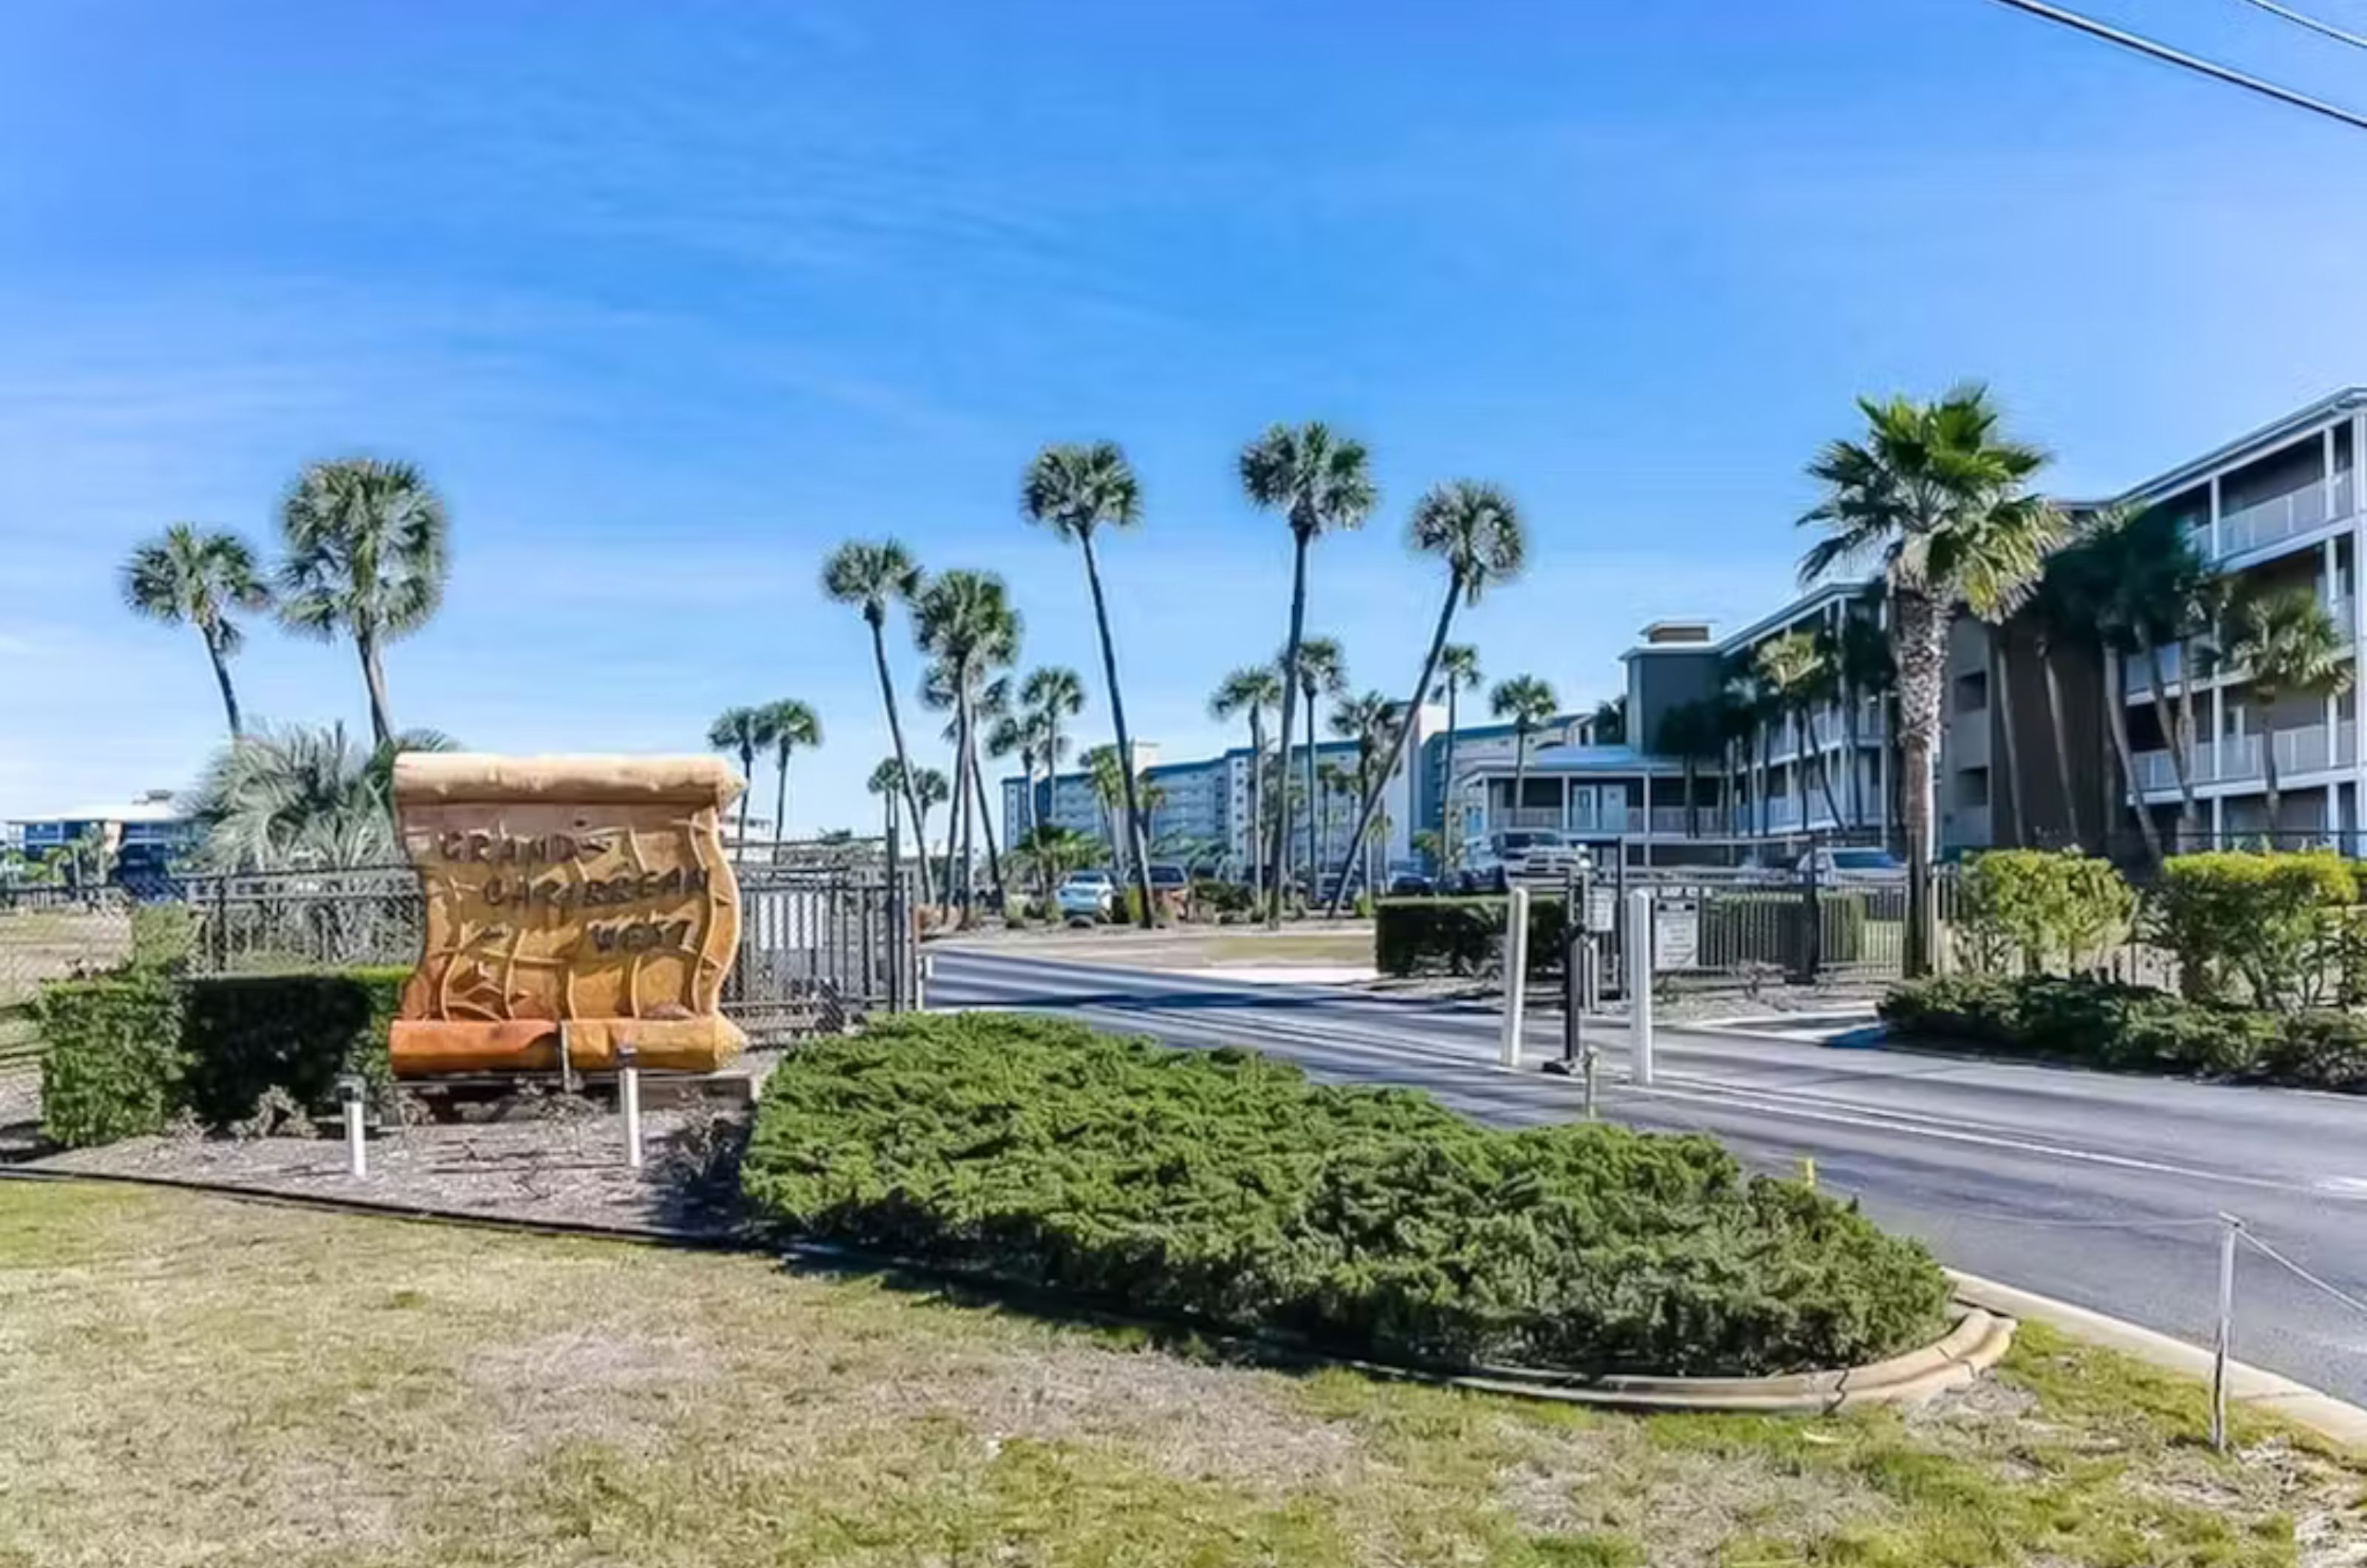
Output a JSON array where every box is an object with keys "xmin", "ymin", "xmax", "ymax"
[
  {"xmin": 35, "ymin": 967, "xmax": 410, "ymax": 1149},
  {"xmin": 1374, "ymin": 896, "xmax": 1568, "ymax": 979},
  {"xmin": 35, "ymin": 975, "xmax": 186, "ymax": 1148},
  {"xmin": 1880, "ymin": 974, "xmax": 2367, "ymax": 1089},
  {"xmin": 742, "ymin": 1013, "xmax": 1951, "ymax": 1377}
]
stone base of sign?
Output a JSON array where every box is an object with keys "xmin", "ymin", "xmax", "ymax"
[{"xmin": 389, "ymin": 1014, "xmax": 745, "ymax": 1076}]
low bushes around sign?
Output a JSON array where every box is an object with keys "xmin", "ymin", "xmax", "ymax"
[
  {"xmin": 1880, "ymin": 974, "xmax": 2367, "ymax": 1091},
  {"xmin": 741, "ymin": 1011, "xmax": 1953, "ymax": 1377},
  {"xmin": 35, "ymin": 967, "xmax": 410, "ymax": 1149},
  {"xmin": 1374, "ymin": 896, "xmax": 1567, "ymax": 978}
]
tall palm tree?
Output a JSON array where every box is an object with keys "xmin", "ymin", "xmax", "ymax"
[
  {"xmin": 1434, "ymin": 643, "xmax": 1482, "ymax": 868},
  {"xmin": 1022, "ymin": 440, "xmax": 1155, "ymax": 928},
  {"xmin": 121, "ymin": 524, "xmax": 273, "ymax": 737},
  {"xmin": 911, "ymin": 766, "xmax": 951, "ymax": 873},
  {"xmin": 1817, "ymin": 599, "xmax": 1895, "ymax": 839},
  {"xmin": 1654, "ymin": 698, "xmax": 1722, "ymax": 839},
  {"xmin": 1490, "ymin": 674, "xmax": 1559, "ymax": 825},
  {"xmin": 1080, "ymin": 743, "xmax": 1127, "ymax": 863},
  {"xmin": 2055, "ymin": 509, "xmax": 2167, "ymax": 863},
  {"xmin": 1797, "ymin": 384, "xmax": 2060, "ymax": 974},
  {"xmin": 965, "ymin": 672, "xmax": 1015, "ymax": 907},
  {"xmin": 1019, "ymin": 665, "xmax": 1085, "ymax": 840},
  {"xmin": 1710, "ymin": 679, "xmax": 1760, "ymax": 837},
  {"xmin": 867, "ymin": 757, "xmax": 908, "ymax": 840},
  {"xmin": 706, "ymin": 706, "xmax": 769, "ymax": 864},
  {"xmin": 2121, "ymin": 507, "xmax": 2221, "ymax": 847},
  {"xmin": 1589, "ymin": 697, "xmax": 1627, "ymax": 746},
  {"xmin": 2224, "ymin": 587, "xmax": 2352, "ymax": 837},
  {"xmin": 755, "ymin": 699, "xmax": 822, "ymax": 857},
  {"xmin": 276, "ymin": 457, "xmax": 450, "ymax": 749},
  {"xmin": 1240, "ymin": 422, "xmax": 1378, "ymax": 925},
  {"xmin": 1330, "ymin": 481, "xmax": 1530, "ymax": 913},
  {"xmin": 1290, "ymin": 634, "xmax": 1348, "ymax": 895},
  {"xmin": 914, "ymin": 569, "xmax": 1020, "ymax": 924},
  {"xmin": 1209, "ymin": 664, "xmax": 1284, "ymax": 893},
  {"xmin": 2022, "ymin": 561, "xmax": 2087, "ymax": 848},
  {"xmin": 823, "ymin": 539, "xmax": 935, "ymax": 902}
]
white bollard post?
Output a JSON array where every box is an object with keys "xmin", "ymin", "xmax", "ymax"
[
  {"xmin": 1499, "ymin": 885, "xmax": 1530, "ymax": 1069},
  {"xmin": 1627, "ymin": 888, "xmax": 1655, "ymax": 1087},
  {"xmin": 2212, "ymin": 1212, "xmax": 2242, "ymax": 1451},
  {"xmin": 339, "ymin": 1073, "xmax": 367, "ymax": 1179},
  {"xmin": 619, "ymin": 1041, "xmax": 644, "ymax": 1172}
]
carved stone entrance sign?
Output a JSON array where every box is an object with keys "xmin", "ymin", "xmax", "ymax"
[{"xmin": 388, "ymin": 754, "xmax": 747, "ymax": 1076}]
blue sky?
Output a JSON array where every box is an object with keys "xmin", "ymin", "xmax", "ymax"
[{"xmin": 7, "ymin": 0, "xmax": 2367, "ymax": 833}]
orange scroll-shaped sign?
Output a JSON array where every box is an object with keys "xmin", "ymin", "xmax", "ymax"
[{"xmin": 388, "ymin": 754, "xmax": 746, "ymax": 1077}]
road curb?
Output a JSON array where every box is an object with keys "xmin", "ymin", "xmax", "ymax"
[{"xmin": 1946, "ymin": 1268, "xmax": 2367, "ymax": 1452}]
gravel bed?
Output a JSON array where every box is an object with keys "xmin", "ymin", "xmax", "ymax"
[{"xmin": 27, "ymin": 1101, "xmax": 752, "ymax": 1236}]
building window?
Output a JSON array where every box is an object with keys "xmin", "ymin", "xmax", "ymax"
[
  {"xmin": 1954, "ymin": 670, "xmax": 1988, "ymax": 714},
  {"xmin": 1957, "ymin": 766, "xmax": 1990, "ymax": 809}
]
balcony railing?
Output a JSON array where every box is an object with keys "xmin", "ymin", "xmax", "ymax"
[
  {"xmin": 2130, "ymin": 720, "xmax": 2359, "ymax": 793},
  {"xmin": 2122, "ymin": 595, "xmax": 2357, "ymax": 695},
  {"xmin": 1496, "ymin": 806, "xmax": 1565, "ymax": 830},
  {"xmin": 1570, "ymin": 806, "xmax": 1645, "ymax": 834},
  {"xmin": 2215, "ymin": 473, "xmax": 2354, "ymax": 558},
  {"xmin": 1648, "ymin": 805, "xmax": 1693, "ymax": 834}
]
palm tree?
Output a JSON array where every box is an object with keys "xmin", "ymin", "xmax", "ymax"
[
  {"xmin": 1755, "ymin": 632, "xmax": 1844, "ymax": 831},
  {"xmin": 1240, "ymin": 422, "xmax": 1379, "ymax": 925},
  {"xmin": 1329, "ymin": 481, "xmax": 1530, "ymax": 913},
  {"xmin": 2053, "ymin": 509, "xmax": 2168, "ymax": 862},
  {"xmin": 2121, "ymin": 507, "xmax": 2221, "ymax": 847},
  {"xmin": 751, "ymin": 699, "xmax": 821, "ymax": 857},
  {"xmin": 1817, "ymin": 600, "xmax": 1895, "ymax": 839},
  {"xmin": 1798, "ymin": 384, "xmax": 2060, "ymax": 974},
  {"xmin": 1328, "ymin": 692, "xmax": 1399, "ymax": 905},
  {"xmin": 867, "ymin": 757, "xmax": 908, "ymax": 841},
  {"xmin": 1490, "ymin": 675, "xmax": 1559, "ymax": 825},
  {"xmin": 1022, "ymin": 441, "xmax": 1156, "ymax": 928},
  {"xmin": 188, "ymin": 720, "xmax": 456, "ymax": 871},
  {"xmin": 1434, "ymin": 643, "xmax": 1482, "ymax": 868},
  {"xmin": 1209, "ymin": 664, "xmax": 1284, "ymax": 893},
  {"xmin": 1019, "ymin": 665, "xmax": 1085, "ymax": 841},
  {"xmin": 1080, "ymin": 743, "xmax": 1127, "ymax": 863},
  {"xmin": 1589, "ymin": 697, "xmax": 1627, "ymax": 746},
  {"xmin": 276, "ymin": 457, "xmax": 450, "ymax": 749},
  {"xmin": 2224, "ymin": 587, "xmax": 2352, "ymax": 837},
  {"xmin": 1290, "ymin": 634, "xmax": 1348, "ymax": 896},
  {"xmin": 707, "ymin": 706, "xmax": 769, "ymax": 863},
  {"xmin": 823, "ymin": 539, "xmax": 935, "ymax": 903},
  {"xmin": 911, "ymin": 766, "xmax": 952, "ymax": 878},
  {"xmin": 1711, "ymin": 679, "xmax": 1761, "ymax": 837},
  {"xmin": 1653, "ymin": 698, "xmax": 1722, "ymax": 839},
  {"xmin": 121, "ymin": 524, "xmax": 273, "ymax": 737},
  {"xmin": 2022, "ymin": 562, "xmax": 2087, "ymax": 848},
  {"xmin": 914, "ymin": 569, "xmax": 1020, "ymax": 923}
]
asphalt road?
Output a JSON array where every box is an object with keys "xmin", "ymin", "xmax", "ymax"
[{"xmin": 931, "ymin": 947, "xmax": 2367, "ymax": 1405}]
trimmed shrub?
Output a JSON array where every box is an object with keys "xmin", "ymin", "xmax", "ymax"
[
  {"xmin": 1881, "ymin": 974, "xmax": 2312, "ymax": 1083},
  {"xmin": 1374, "ymin": 896, "xmax": 1567, "ymax": 979},
  {"xmin": 127, "ymin": 902, "xmax": 198, "ymax": 973},
  {"xmin": 2152, "ymin": 851, "xmax": 2356, "ymax": 1010},
  {"xmin": 177, "ymin": 967, "xmax": 408, "ymax": 1127},
  {"xmin": 35, "ymin": 974, "xmax": 186, "ymax": 1148},
  {"xmin": 1955, "ymin": 849, "xmax": 2135, "ymax": 976},
  {"xmin": 742, "ymin": 1012, "xmax": 1952, "ymax": 1376}
]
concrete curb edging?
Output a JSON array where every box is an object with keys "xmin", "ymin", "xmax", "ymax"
[
  {"xmin": 0, "ymin": 1166, "xmax": 2009, "ymax": 1416},
  {"xmin": 1948, "ymin": 1268, "xmax": 2367, "ymax": 1453}
]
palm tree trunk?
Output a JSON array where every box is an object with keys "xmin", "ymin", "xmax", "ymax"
[
  {"xmin": 356, "ymin": 626, "xmax": 394, "ymax": 750},
  {"xmin": 1813, "ymin": 720, "xmax": 1845, "ymax": 831},
  {"xmin": 1077, "ymin": 532, "xmax": 1155, "ymax": 930},
  {"xmin": 1267, "ymin": 539, "xmax": 1310, "ymax": 929},
  {"xmin": 955, "ymin": 678, "xmax": 976, "ymax": 925},
  {"xmin": 204, "ymin": 627, "xmax": 245, "ymax": 738},
  {"xmin": 1512, "ymin": 729, "xmax": 1530, "ymax": 825},
  {"xmin": 1991, "ymin": 638, "xmax": 2023, "ymax": 846},
  {"xmin": 1328, "ymin": 587, "xmax": 1460, "ymax": 916},
  {"xmin": 2101, "ymin": 645, "xmax": 2163, "ymax": 865},
  {"xmin": 2036, "ymin": 632, "xmax": 2081, "ymax": 848},
  {"xmin": 1891, "ymin": 589, "xmax": 1951, "ymax": 977},
  {"xmin": 771, "ymin": 754, "xmax": 790, "ymax": 865},
  {"xmin": 968, "ymin": 741, "xmax": 1005, "ymax": 911},
  {"xmin": 2262, "ymin": 727, "xmax": 2283, "ymax": 842},
  {"xmin": 1441, "ymin": 688, "xmax": 1459, "ymax": 869},
  {"xmin": 868, "ymin": 616, "xmax": 937, "ymax": 908},
  {"xmin": 1247, "ymin": 710, "xmax": 1266, "ymax": 895},
  {"xmin": 2144, "ymin": 643, "xmax": 2198, "ymax": 849},
  {"xmin": 733, "ymin": 746, "xmax": 754, "ymax": 865}
]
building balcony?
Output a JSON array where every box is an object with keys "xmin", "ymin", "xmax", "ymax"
[
  {"xmin": 2213, "ymin": 473, "xmax": 2353, "ymax": 560},
  {"xmin": 2121, "ymin": 595, "xmax": 2356, "ymax": 698},
  {"xmin": 2131, "ymin": 720, "xmax": 2359, "ymax": 794}
]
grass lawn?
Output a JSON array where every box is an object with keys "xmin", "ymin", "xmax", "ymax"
[{"xmin": 2, "ymin": 1180, "xmax": 2360, "ymax": 1567}]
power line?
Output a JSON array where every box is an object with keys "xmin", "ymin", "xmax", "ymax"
[
  {"xmin": 1985, "ymin": 0, "xmax": 2367, "ymax": 133},
  {"xmin": 2232, "ymin": 0, "xmax": 2367, "ymax": 51}
]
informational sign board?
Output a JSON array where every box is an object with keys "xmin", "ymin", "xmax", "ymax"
[
  {"xmin": 1652, "ymin": 898, "xmax": 1701, "ymax": 972},
  {"xmin": 389, "ymin": 755, "xmax": 747, "ymax": 1076},
  {"xmin": 1584, "ymin": 886, "xmax": 1618, "ymax": 933}
]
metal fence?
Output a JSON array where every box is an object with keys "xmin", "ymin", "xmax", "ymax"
[{"xmin": 12, "ymin": 862, "xmax": 917, "ymax": 1050}]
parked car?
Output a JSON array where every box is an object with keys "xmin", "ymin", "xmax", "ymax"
[
  {"xmin": 1453, "ymin": 830, "xmax": 1588, "ymax": 893},
  {"xmin": 1056, "ymin": 868, "xmax": 1118, "ymax": 921},
  {"xmin": 1147, "ymin": 863, "xmax": 1189, "ymax": 895},
  {"xmin": 1386, "ymin": 860, "xmax": 1436, "ymax": 897},
  {"xmin": 1802, "ymin": 846, "xmax": 1907, "ymax": 882}
]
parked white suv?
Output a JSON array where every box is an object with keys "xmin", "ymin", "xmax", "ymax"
[
  {"xmin": 1453, "ymin": 830, "xmax": 1588, "ymax": 893},
  {"xmin": 1056, "ymin": 869, "xmax": 1118, "ymax": 921}
]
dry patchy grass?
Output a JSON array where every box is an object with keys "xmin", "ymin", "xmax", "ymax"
[{"xmin": 1, "ymin": 1180, "xmax": 2360, "ymax": 1567}]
